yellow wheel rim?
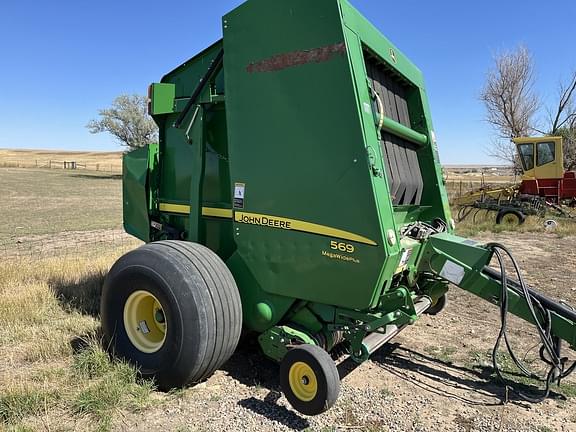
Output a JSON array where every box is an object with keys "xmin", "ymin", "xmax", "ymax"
[
  {"xmin": 288, "ymin": 361, "xmax": 318, "ymax": 402},
  {"xmin": 123, "ymin": 290, "xmax": 167, "ymax": 353}
]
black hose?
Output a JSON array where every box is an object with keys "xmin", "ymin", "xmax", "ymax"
[{"xmin": 486, "ymin": 242, "xmax": 576, "ymax": 402}]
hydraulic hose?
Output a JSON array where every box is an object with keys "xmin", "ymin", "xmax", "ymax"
[{"xmin": 487, "ymin": 242, "xmax": 576, "ymax": 402}]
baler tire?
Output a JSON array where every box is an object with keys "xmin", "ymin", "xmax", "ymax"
[
  {"xmin": 101, "ymin": 240, "xmax": 242, "ymax": 390},
  {"xmin": 280, "ymin": 344, "xmax": 340, "ymax": 416},
  {"xmin": 425, "ymin": 294, "xmax": 447, "ymax": 316}
]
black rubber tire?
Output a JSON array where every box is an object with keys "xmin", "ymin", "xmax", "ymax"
[
  {"xmin": 457, "ymin": 206, "xmax": 473, "ymax": 222},
  {"xmin": 280, "ymin": 345, "xmax": 340, "ymax": 416},
  {"xmin": 101, "ymin": 240, "xmax": 242, "ymax": 390},
  {"xmin": 495, "ymin": 209, "xmax": 526, "ymax": 225},
  {"xmin": 425, "ymin": 294, "xmax": 447, "ymax": 316}
]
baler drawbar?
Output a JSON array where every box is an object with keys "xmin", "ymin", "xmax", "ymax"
[{"xmin": 101, "ymin": 0, "xmax": 576, "ymax": 415}]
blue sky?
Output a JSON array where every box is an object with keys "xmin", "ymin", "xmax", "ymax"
[{"xmin": 0, "ymin": 0, "xmax": 574, "ymax": 164}]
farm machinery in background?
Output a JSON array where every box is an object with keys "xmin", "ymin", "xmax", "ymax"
[{"xmin": 455, "ymin": 136, "xmax": 576, "ymax": 226}]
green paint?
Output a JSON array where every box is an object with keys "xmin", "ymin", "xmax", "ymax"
[
  {"xmin": 148, "ymin": 83, "xmax": 175, "ymax": 115},
  {"xmin": 258, "ymin": 325, "xmax": 317, "ymax": 362},
  {"xmin": 122, "ymin": 147, "xmax": 150, "ymax": 241}
]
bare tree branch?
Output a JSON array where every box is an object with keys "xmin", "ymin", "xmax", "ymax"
[
  {"xmin": 480, "ymin": 45, "xmax": 539, "ymax": 165},
  {"xmin": 550, "ymin": 71, "xmax": 576, "ymax": 133}
]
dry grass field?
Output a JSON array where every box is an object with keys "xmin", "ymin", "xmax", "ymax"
[
  {"xmin": 0, "ymin": 149, "xmax": 122, "ymax": 172},
  {"xmin": 0, "ymin": 168, "xmax": 122, "ymax": 238},
  {"xmin": 454, "ymin": 213, "xmax": 576, "ymax": 238},
  {"xmin": 2, "ymin": 159, "xmax": 576, "ymax": 431}
]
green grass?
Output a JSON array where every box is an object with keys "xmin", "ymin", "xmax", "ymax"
[
  {"xmin": 71, "ymin": 346, "xmax": 156, "ymax": 428},
  {"xmin": 0, "ymin": 388, "xmax": 58, "ymax": 424},
  {"xmin": 0, "ymin": 167, "xmax": 122, "ymax": 237},
  {"xmin": 0, "ymin": 248, "xmax": 152, "ymax": 432}
]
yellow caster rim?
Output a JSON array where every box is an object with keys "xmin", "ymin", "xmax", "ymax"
[
  {"xmin": 288, "ymin": 361, "xmax": 318, "ymax": 402},
  {"xmin": 123, "ymin": 290, "xmax": 167, "ymax": 353}
]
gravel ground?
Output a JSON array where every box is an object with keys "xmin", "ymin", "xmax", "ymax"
[{"xmin": 116, "ymin": 232, "xmax": 576, "ymax": 432}]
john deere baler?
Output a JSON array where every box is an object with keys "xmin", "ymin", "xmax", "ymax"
[{"xmin": 103, "ymin": 0, "xmax": 576, "ymax": 415}]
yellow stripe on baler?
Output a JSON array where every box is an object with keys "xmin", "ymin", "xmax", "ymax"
[
  {"xmin": 159, "ymin": 203, "xmax": 233, "ymax": 219},
  {"xmin": 159, "ymin": 203, "xmax": 191, "ymax": 214},
  {"xmin": 234, "ymin": 211, "xmax": 377, "ymax": 246},
  {"xmin": 158, "ymin": 203, "xmax": 377, "ymax": 245}
]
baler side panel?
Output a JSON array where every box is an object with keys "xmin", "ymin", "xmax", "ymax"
[
  {"xmin": 223, "ymin": 0, "xmax": 387, "ymax": 310},
  {"xmin": 157, "ymin": 43, "xmax": 222, "ymax": 206},
  {"xmin": 123, "ymin": 146, "xmax": 152, "ymax": 242},
  {"xmin": 152, "ymin": 42, "xmax": 236, "ymax": 257}
]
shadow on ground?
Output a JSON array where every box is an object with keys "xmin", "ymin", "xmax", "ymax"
[
  {"xmin": 238, "ymin": 395, "xmax": 310, "ymax": 431},
  {"xmin": 369, "ymin": 343, "xmax": 562, "ymax": 406},
  {"xmin": 222, "ymin": 337, "xmax": 311, "ymax": 430},
  {"xmin": 219, "ymin": 337, "xmax": 551, "ymax": 429},
  {"xmin": 71, "ymin": 173, "xmax": 122, "ymax": 180},
  {"xmin": 50, "ymin": 270, "xmax": 106, "ymax": 317}
]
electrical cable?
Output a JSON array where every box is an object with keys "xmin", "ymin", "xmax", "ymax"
[{"xmin": 486, "ymin": 242, "xmax": 576, "ymax": 402}]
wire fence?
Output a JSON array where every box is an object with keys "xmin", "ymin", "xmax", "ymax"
[
  {"xmin": 0, "ymin": 229, "xmax": 141, "ymax": 261},
  {"xmin": 0, "ymin": 159, "xmax": 122, "ymax": 174}
]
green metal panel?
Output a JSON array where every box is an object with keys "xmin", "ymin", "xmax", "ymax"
[
  {"xmin": 157, "ymin": 42, "xmax": 224, "ymax": 208},
  {"xmin": 149, "ymin": 83, "xmax": 175, "ymax": 115},
  {"xmin": 223, "ymin": 0, "xmax": 387, "ymax": 310},
  {"xmin": 123, "ymin": 146, "xmax": 150, "ymax": 242}
]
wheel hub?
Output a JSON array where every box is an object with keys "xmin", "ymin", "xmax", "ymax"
[
  {"xmin": 288, "ymin": 362, "xmax": 318, "ymax": 402},
  {"xmin": 123, "ymin": 290, "xmax": 167, "ymax": 353}
]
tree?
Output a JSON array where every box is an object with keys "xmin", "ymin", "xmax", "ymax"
[
  {"xmin": 480, "ymin": 45, "xmax": 539, "ymax": 145},
  {"xmin": 558, "ymin": 126, "xmax": 576, "ymax": 171},
  {"xmin": 481, "ymin": 46, "xmax": 576, "ymax": 169},
  {"xmin": 546, "ymin": 73, "xmax": 576, "ymax": 170},
  {"xmin": 87, "ymin": 94, "xmax": 158, "ymax": 149}
]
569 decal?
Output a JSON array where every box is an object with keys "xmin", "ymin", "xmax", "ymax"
[{"xmin": 330, "ymin": 241, "xmax": 355, "ymax": 254}]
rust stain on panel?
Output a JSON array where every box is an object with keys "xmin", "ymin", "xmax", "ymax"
[{"xmin": 247, "ymin": 42, "xmax": 347, "ymax": 73}]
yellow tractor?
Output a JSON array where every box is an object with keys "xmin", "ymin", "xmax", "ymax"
[{"xmin": 455, "ymin": 137, "xmax": 575, "ymax": 225}]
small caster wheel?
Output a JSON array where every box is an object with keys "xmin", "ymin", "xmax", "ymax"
[
  {"xmin": 426, "ymin": 294, "xmax": 448, "ymax": 315},
  {"xmin": 280, "ymin": 344, "xmax": 340, "ymax": 416}
]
